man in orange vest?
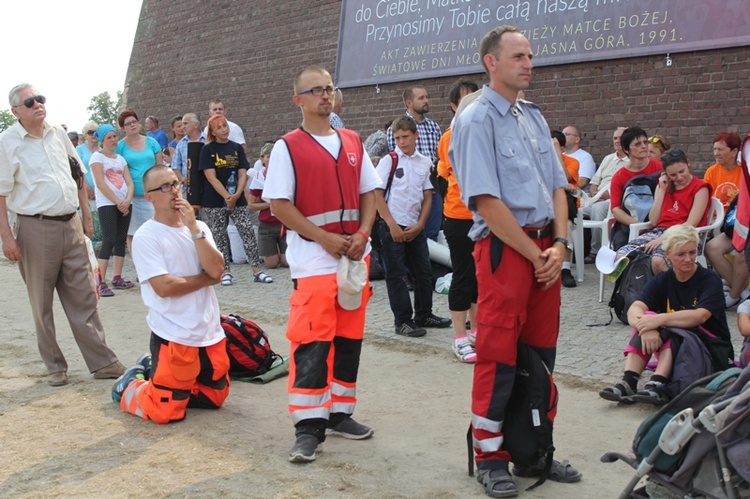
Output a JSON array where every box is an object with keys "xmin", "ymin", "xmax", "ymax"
[{"xmin": 264, "ymin": 66, "xmax": 382, "ymax": 463}]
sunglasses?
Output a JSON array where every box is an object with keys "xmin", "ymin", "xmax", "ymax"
[
  {"xmin": 661, "ymin": 149, "xmax": 686, "ymax": 162},
  {"xmin": 647, "ymin": 136, "xmax": 665, "ymax": 145},
  {"xmin": 20, "ymin": 95, "xmax": 46, "ymax": 108},
  {"xmin": 297, "ymin": 85, "xmax": 336, "ymax": 97}
]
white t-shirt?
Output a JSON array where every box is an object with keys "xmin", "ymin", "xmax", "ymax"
[
  {"xmin": 263, "ymin": 134, "xmax": 382, "ymax": 279},
  {"xmin": 375, "ymin": 148, "xmax": 433, "ymax": 227},
  {"xmin": 566, "ymin": 148, "xmax": 596, "ymax": 181},
  {"xmin": 89, "ymin": 151, "xmax": 129, "ymax": 208},
  {"xmin": 248, "ymin": 168, "xmax": 265, "ymax": 193},
  {"xmin": 132, "ymin": 219, "xmax": 224, "ymax": 347}
]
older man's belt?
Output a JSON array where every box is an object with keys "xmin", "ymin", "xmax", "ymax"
[{"xmin": 19, "ymin": 213, "xmax": 76, "ymax": 222}]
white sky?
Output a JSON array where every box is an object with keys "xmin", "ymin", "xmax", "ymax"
[{"xmin": 1, "ymin": 1, "xmax": 143, "ymax": 132}]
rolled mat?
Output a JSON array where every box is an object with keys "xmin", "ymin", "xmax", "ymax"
[{"xmin": 232, "ymin": 355, "xmax": 290, "ymax": 384}]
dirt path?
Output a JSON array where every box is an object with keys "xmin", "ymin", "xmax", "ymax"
[{"xmin": 0, "ymin": 259, "xmax": 653, "ymax": 498}]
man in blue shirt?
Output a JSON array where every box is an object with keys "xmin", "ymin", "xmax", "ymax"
[
  {"xmin": 450, "ymin": 25, "xmax": 581, "ymax": 497},
  {"xmin": 145, "ymin": 115, "xmax": 169, "ymax": 149}
]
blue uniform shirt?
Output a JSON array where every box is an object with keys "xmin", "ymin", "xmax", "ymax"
[{"xmin": 449, "ymin": 85, "xmax": 567, "ymax": 240}]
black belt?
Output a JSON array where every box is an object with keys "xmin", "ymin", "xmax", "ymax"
[
  {"xmin": 524, "ymin": 224, "xmax": 551, "ymax": 239},
  {"xmin": 19, "ymin": 213, "xmax": 76, "ymax": 222}
]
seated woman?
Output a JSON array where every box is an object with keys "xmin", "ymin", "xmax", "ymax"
[
  {"xmin": 647, "ymin": 134, "xmax": 670, "ymax": 161},
  {"xmin": 616, "ymin": 149, "xmax": 710, "ymax": 275},
  {"xmin": 704, "ymin": 132, "xmax": 746, "ymax": 308},
  {"xmin": 600, "ymin": 224, "xmax": 733, "ymax": 405}
]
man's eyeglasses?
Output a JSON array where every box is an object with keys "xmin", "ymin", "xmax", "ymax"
[
  {"xmin": 20, "ymin": 95, "xmax": 46, "ymax": 108},
  {"xmin": 297, "ymin": 85, "xmax": 336, "ymax": 97},
  {"xmin": 147, "ymin": 180, "xmax": 183, "ymax": 193},
  {"xmin": 661, "ymin": 149, "xmax": 685, "ymax": 162}
]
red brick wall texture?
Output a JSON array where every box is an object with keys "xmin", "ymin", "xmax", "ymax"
[{"xmin": 124, "ymin": 0, "xmax": 750, "ymax": 168}]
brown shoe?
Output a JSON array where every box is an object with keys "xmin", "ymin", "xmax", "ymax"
[
  {"xmin": 584, "ymin": 254, "xmax": 596, "ymax": 264},
  {"xmin": 47, "ymin": 371, "xmax": 68, "ymax": 386},
  {"xmin": 93, "ymin": 361, "xmax": 126, "ymax": 379}
]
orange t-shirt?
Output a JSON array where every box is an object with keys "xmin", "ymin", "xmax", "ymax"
[
  {"xmin": 702, "ymin": 163, "xmax": 741, "ymax": 208},
  {"xmin": 562, "ymin": 155, "xmax": 580, "ymax": 207},
  {"xmin": 436, "ymin": 128, "xmax": 472, "ymax": 220}
]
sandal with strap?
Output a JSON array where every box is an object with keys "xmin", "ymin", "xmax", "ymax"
[
  {"xmin": 512, "ymin": 458, "xmax": 582, "ymax": 483},
  {"xmin": 631, "ymin": 381, "xmax": 669, "ymax": 406},
  {"xmin": 476, "ymin": 468, "xmax": 518, "ymax": 498},
  {"xmin": 98, "ymin": 283, "xmax": 114, "ymax": 297},
  {"xmin": 254, "ymin": 271, "xmax": 273, "ymax": 284},
  {"xmin": 111, "ymin": 276, "xmax": 134, "ymax": 289},
  {"xmin": 599, "ymin": 381, "xmax": 636, "ymax": 404},
  {"xmin": 452, "ymin": 335, "xmax": 477, "ymax": 363},
  {"xmin": 221, "ymin": 273, "xmax": 233, "ymax": 286}
]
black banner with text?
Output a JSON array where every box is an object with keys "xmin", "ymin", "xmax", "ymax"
[{"xmin": 335, "ymin": 0, "xmax": 750, "ymax": 87}]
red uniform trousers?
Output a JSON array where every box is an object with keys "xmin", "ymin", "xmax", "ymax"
[
  {"xmin": 120, "ymin": 333, "xmax": 230, "ymax": 424},
  {"xmin": 471, "ymin": 234, "xmax": 560, "ymax": 471},
  {"xmin": 287, "ymin": 257, "xmax": 371, "ymax": 437}
]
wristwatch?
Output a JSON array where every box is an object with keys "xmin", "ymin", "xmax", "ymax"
[
  {"xmin": 191, "ymin": 230, "xmax": 206, "ymax": 241},
  {"xmin": 553, "ymin": 237, "xmax": 571, "ymax": 251}
]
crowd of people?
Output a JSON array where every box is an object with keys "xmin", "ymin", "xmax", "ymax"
[{"xmin": 2, "ymin": 21, "xmax": 750, "ymax": 499}]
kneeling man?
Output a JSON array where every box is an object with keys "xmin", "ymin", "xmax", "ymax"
[{"xmin": 113, "ymin": 165, "xmax": 229, "ymax": 423}]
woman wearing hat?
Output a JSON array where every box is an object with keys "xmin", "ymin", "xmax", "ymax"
[{"xmin": 89, "ymin": 124, "xmax": 135, "ymax": 296}]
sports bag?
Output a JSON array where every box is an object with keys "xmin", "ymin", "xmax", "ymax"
[
  {"xmin": 468, "ymin": 342, "xmax": 558, "ymax": 491},
  {"xmin": 609, "ymin": 252, "xmax": 654, "ymax": 325},
  {"xmin": 220, "ymin": 314, "xmax": 280, "ymax": 378}
]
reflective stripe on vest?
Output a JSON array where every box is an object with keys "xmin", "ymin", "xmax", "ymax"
[{"xmin": 306, "ymin": 209, "xmax": 360, "ymax": 228}]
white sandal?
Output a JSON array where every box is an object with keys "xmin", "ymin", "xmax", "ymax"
[
  {"xmin": 221, "ymin": 273, "xmax": 233, "ymax": 286},
  {"xmin": 254, "ymin": 271, "xmax": 273, "ymax": 284},
  {"xmin": 452, "ymin": 335, "xmax": 477, "ymax": 363}
]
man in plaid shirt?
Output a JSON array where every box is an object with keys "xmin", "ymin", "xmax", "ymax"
[{"xmin": 387, "ymin": 85, "xmax": 443, "ymax": 240}]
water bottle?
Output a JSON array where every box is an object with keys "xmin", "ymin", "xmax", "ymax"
[{"xmin": 227, "ymin": 170, "xmax": 237, "ymax": 195}]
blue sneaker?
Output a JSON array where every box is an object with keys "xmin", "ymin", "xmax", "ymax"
[
  {"xmin": 112, "ymin": 365, "xmax": 146, "ymax": 403},
  {"xmin": 136, "ymin": 353, "xmax": 152, "ymax": 380}
]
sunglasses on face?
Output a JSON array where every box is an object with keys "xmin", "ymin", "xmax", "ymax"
[
  {"xmin": 147, "ymin": 180, "xmax": 183, "ymax": 193},
  {"xmin": 297, "ymin": 85, "xmax": 336, "ymax": 97},
  {"xmin": 20, "ymin": 95, "xmax": 46, "ymax": 108}
]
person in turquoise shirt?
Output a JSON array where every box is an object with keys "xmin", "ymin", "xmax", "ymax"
[{"xmin": 115, "ymin": 110, "xmax": 162, "ymax": 252}]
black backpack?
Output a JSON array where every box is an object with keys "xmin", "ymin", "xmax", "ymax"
[
  {"xmin": 609, "ymin": 253, "xmax": 654, "ymax": 325},
  {"xmin": 468, "ymin": 342, "xmax": 558, "ymax": 491}
]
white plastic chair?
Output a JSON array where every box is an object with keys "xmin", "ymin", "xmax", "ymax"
[{"xmin": 571, "ymin": 187, "xmax": 609, "ymax": 284}]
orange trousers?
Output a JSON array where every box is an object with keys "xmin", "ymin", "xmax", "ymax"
[
  {"xmin": 120, "ymin": 333, "xmax": 230, "ymax": 424},
  {"xmin": 287, "ymin": 258, "xmax": 371, "ymax": 428}
]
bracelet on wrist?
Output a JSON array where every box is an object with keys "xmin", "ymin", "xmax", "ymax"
[{"xmin": 355, "ymin": 230, "xmax": 369, "ymax": 240}]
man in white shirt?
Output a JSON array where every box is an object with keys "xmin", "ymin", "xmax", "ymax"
[
  {"xmin": 563, "ymin": 125, "xmax": 597, "ymax": 192},
  {"xmin": 0, "ymin": 83, "xmax": 124, "ymax": 386},
  {"xmin": 264, "ymin": 66, "xmax": 381, "ymax": 464},
  {"xmin": 113, "ymin": 165, "xmax": 229, "ymax": 424},
  {"xmin": 584, "ymin": 127, "xmax": 630, "ymax": 261}
]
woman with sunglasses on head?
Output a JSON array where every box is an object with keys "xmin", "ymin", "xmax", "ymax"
[
  {"xmin": 703, "ymin": 132, "xmax": 745, "ymax": 307},
  {"xmin": 199, "ymin": 114, "xmax": 272, "ymax": 286},
  {"xmin": 647, "ymin": 134, "xmax": 670, "ymax": 161},
  {"xmin": 615, "ymin": 149, "xmax": 710, "ymax": 275},
  {"xmin": 115, "ymin": 110, "xmax": 162, "ymax": 254},
  {"xmin": 89, "ymin": 124, "xmax": 135, "ymax": 296}
]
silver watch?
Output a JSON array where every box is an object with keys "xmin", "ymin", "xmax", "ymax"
[{"xmin": 191, "ymin": 230, "xmax": 206, "ymax": 241}]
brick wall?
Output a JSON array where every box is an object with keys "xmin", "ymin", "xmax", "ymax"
[{"xmin": 125, "ymin": 0, "xmax": 750, "ymax": 169}]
